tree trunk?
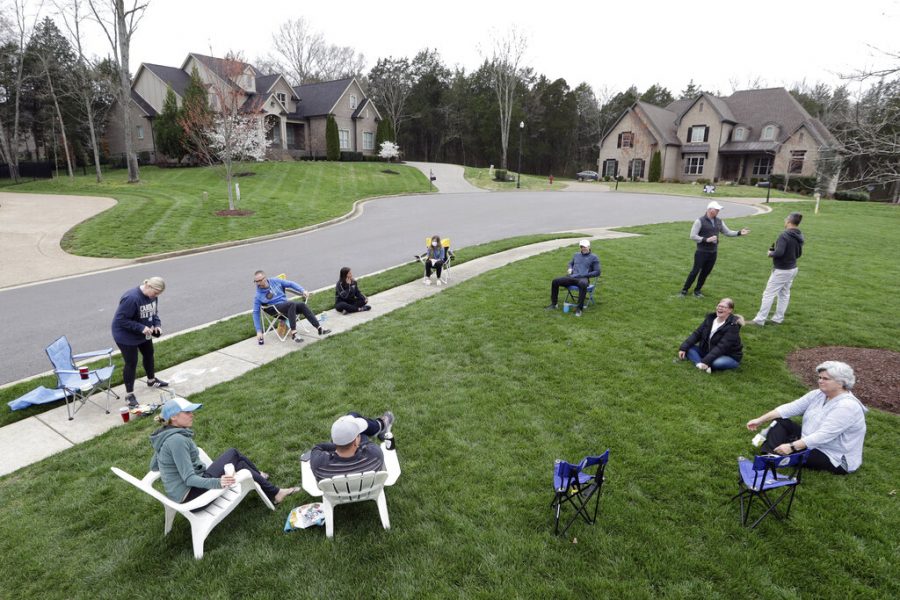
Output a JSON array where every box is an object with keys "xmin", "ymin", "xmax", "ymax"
[
  {"xmin": 116, "ymin": 0, "xmax": 140, "ymax": 183},
  {"xmin": 85, "ymin": 95, "xmax": 104, "ymax": 183},
  {"xmin": 45, "ymin": 67, "xmax": 74, "ymax": 179}
]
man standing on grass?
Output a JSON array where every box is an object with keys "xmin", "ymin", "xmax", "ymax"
[
  {"xmin": 679, "ymin": 201, "xmax": 750, "ymax": 298},
  {"xmin": 750, "ymin": 212, "xmax": 804, "ymax": 325},
  {"xmin": 545, "ymin": 240, "xmax": 601, "ymax": 317}
]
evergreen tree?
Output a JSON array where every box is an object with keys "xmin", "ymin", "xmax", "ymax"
[
  {"xmin": 679, "ymin": 79, "xmax": 702, "ymax": 100},
  {"xmin": 179, "ymin": 66, "xmax": 212, "ymax": 159},
  {"xmin": 325, "ymin": 114, "xmax": 340, "ymax": 160},
  {"xmin": 155, "ymin": 86, "xmax": 185, "ymax": 160},
  {"xmin": 648, "ymin": 150, "xmax": 662, "ymax": 182},
  {"xmin": 640, "ymin": 84, "xmax": 674, "ymax": 107}
]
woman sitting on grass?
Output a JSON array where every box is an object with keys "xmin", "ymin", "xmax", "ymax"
[
  {"xmin": 677, "ymin": 297, "xmax": 744, "ymax": 373},
  {"xmin": 746, "ymin": 361, "xmax": 867, "ymax": 474},
  {"xmin": 150, "ymin": 396, "xmax": 298, "ymax": 505},
  {"xmin": 335, "ymin": 267, "xmax": 372, "ymax": 314}
]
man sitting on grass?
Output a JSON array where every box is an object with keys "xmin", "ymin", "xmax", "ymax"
[
  {"xmin": 545, "ymin": 240, "xmax": 601, "ymax": 317},
  {"xmin": 309, "ymin": 411, "xmax": 394, "ymax": 480}
]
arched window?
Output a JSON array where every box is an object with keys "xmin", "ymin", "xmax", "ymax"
[
  {"xmin": 761, "ymin": 125, "xmax": 776, "ymax": 141},
  {"xmin": 733, "ymin": 127, "xmax": 746, "ymax": 141}
]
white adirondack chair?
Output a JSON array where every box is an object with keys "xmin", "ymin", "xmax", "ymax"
[
  {"xmin": 300, "ymin": 440, "xmax": 400, "ymax": 538},
  {"xmin": 111, "ymin": 448, "xmax": 275, "ymax": 559}
]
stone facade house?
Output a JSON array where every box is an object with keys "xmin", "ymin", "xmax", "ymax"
[
  {"xmin": 597, "ymin": 87, "xmax": 840, "ymax": 191},
  {"xmin": 105, "ymin": 53, "xmax": 381, "ymax": 161}
]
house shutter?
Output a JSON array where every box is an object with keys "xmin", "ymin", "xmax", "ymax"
[
  {"xmin": 703, "ymin": 126, "xmax": 710, "ymax": 142},
  {"xmin": 686, "ymin": 127, "xmax": 692, "ymax": 142},
  {"xmin": 627, "ymin": 160, "xmax": 633, "ymax": 178},
  {"xmin": 617, "ymin": 133, "xmax": 622, "ymax": 148},
  {"xmin": 614, "ymin": 160, "xmax": 619, "ymax": 176}
]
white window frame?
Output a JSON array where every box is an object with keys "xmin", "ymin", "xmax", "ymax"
[
  {"xmin": 684, "ymin": 156, "xmax": 705, "ymax": 175},
  {"xmin": 136, "ymin": 125, "xmax": 144, "ymax": 140},
  {"xmin": 629, "ymin": 158, "xmax": 645, "ymax": 179},
  {"xmin": 349, "ymin": 94, "xmax": 358, "ymax": 109},
  {"xmin": 690, "ymin": 127, "xmax": 705, "ymax": 143},
  {"xmin": 789, "ymin": 150, "xmax": 806, "ymax": 174},
  {"xmin": 276, "ymin": 92, "xmax": 287, "ymax": 106},
  {"xmin": 621, "ymin": 132, "xmax": 633, "ymax": 148},
  {"xmin": 752, "ymin": 156, "xmax": 773, "ymax": 176},
  {"xmin": 362, "ymin": 131, "xmax": 374, "ymax": 151},
  {"xmin": 761, "ymin": 125, "xmax": 776, "ymax": 141},
  {"xmin": 733, "ymin": 127, "xmax": 746, "ymax": 141},
  {"xmin": 339, "ymin": 129, "xmax": 350, "ymax": 150},
  {"xmin": 602, "ymin": 159, "xmax": 617, "ymax": 177}
]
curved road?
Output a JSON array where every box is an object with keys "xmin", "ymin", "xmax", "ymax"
[{"xmin": 0, "ymin": 175, "xmax": 757, "ymax": 385}]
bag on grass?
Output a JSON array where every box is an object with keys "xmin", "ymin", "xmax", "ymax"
[{"xmin": 284, "ymin": 503, "xmax": 325, "ymax": 531}]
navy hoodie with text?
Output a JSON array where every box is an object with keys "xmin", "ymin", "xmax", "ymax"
[{"xmin": 111, "ymin": 287, "xmax": 160, "ymax": 346}]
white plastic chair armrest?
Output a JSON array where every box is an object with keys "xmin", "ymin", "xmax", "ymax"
[
  {"xmin": 300, "ymin": 457, "xmax": 323, "ymax": 497},
  {"xmin": 382, "ymin": 445, "xmax": 401, "ymax": 486},
  {"xmin": 197, "ymin": 447, "xmax": 213, "ymax": 468}
]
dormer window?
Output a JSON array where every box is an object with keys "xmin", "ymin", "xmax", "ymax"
[
  {"xmin": 276, "ymin": 92, "xmax": 286, "ymax": 106},
  {"xmin": 349, "ymin": 94, "xmax": 358, "ymax": 109},
  {"xmin": 761, "ymin": 125, "xmax": 776, "ymax": 141},
  {"xmin": 733, "ymin": 127, "xmax": 747, "ymax": 141}
]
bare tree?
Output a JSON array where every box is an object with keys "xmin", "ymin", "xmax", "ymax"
[
  {"xmin": 54, "ymin": 0, "xmax": 106, "ymax": 181},
  {"xmin": 367, "ymin": 56, "xmax": 413, "ymax": 142},
  {"xmin": 33, "ymin": 48, "xmax": 74, "ymax": 177},
  {"xmin": 483, "ymin": 27, "xmax": 527, "ymax": 169},
  {"xmin": 0, "ymin": 0, "xmax": 44, "ymax": 183},
  {"xmin": 87, "ymin": 0, "xmax": 148, "ymax": 183},
  {"xmin": 268, "ymin": 17, "xmax": 366, "ymax": 85}
]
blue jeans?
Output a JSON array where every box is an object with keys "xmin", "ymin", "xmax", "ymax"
[{"xmin": 685, "ymin": 346, "xmax": 740, "ymax": 371}]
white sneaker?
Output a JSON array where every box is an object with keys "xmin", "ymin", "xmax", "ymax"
[
  {"xmin": 436, "ymin": 279, "xmax": 442, "ymax": 286},
  {"xmin": 423, "ymin": 277, "xmax": 431, "ymax": 285}
]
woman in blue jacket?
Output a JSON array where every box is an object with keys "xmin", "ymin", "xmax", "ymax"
[
  {"xmin": 111, "ymin": 277, "xmax": 168, "ymax": 407},
  {"xmin": 419, "ymin": 235, "xmax": 446, "ymax": 285}
]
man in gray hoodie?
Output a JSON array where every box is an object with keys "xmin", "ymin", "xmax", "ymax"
[
  {"xmin": 751, "ymin": 212, "xmax": 805, "ymax": 325},
  {"xmin": 545, "ymin": 240, "xmax": 601, "ymax": 317}
]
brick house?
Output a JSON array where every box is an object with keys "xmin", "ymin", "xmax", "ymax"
[
  {"xmin": 597, "ymin": 87, "xmax": 840, "ymax": 191},
  {"xmin": 105, "ymin": 53, "xmax": 381, "ymax": 161}
]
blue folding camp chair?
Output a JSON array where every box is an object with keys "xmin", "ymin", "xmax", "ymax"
[
  {"xmin": 563, "ymin": 275, "xmax": 599, "ymax": 310},
  {"xmin": 731, "ymin": 450, "xmax": 810, "ymax": 529},
  {"xmin": 551, "ymin": 449, "xmax": 610, "ymax": 536},
  {"xmin": 45, "ymin": 335, "xmax": 118, "ymax": 420}
]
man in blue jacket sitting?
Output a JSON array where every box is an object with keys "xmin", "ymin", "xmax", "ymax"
[
  {"xmin": 252, "ymin": 270, "xmax": 331, "ymax": 344},
  {"xmin": 545, "ymin": 240, "xmax": 601, "ymax": 317}
]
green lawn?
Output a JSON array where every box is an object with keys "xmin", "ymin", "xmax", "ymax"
[
  {"xmin": 0, "ymin": 202, "xmax": 897, "ymax": 598},
  {"xmin": 464, "ymin": 166, "xmax": 565, "ymax": 191},
  {"xmin": 611, "ymin": 180, "xmax": 809, "ymax": 200},
  {"xmin": 0, "ymin": 162, "xmax": 430, "ymax": 258},
  {"xmin": 0, "ymin": 234, "xmax": 580, "ymax": 428}
]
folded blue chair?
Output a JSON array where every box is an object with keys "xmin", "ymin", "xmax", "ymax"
[
  {"xmin": 551, "ymin": 449, "xmax": 610, "ymax": 536},
  {"xmin": 731, "ymin": 450, "xmax": 810, "ymax": 529},
  {"xmin": 45, "ymin": 335, "xmax": 118, "ymax": 420},
  {"xmin": 7, "ymin": 386, "xmax": 68, "ymax": 411}
]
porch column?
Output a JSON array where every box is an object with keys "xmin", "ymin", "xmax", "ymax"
[
  {"xmin": 738, "ymin": 156, "xmax": 746, "ymax": 181},
  {"xmin": 280, "ymin": 117, "xmax": 287, "ymax": 150}
]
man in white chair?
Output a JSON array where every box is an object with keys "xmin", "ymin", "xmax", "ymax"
[{"xmin": 309, "ymin": 411, "xmax": 395, "ymax": 480}]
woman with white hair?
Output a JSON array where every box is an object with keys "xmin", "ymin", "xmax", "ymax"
[
  {"xmin": 112, "ymin": 276, "xmax": 169, "ymax": 408},
  {"xmin": 746, "ymin": 361, "xmax": 868, "ymax": 473}
]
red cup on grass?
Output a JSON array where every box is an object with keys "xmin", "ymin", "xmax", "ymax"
[
  {"xmin": 119, "ymin": 407, "xmax": 130, "ymax": 423},
  {"xmin": 79, "ymin": 367, "xmax": 89, "ymax": 379}
]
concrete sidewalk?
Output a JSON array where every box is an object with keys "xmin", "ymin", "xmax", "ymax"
[{"xmin": 0, "ymin": 230, "xmax": 635, "ymax": 476}]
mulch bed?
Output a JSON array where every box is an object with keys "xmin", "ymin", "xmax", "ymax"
[
  {"xmin": 214, "ymin": 209, "xmax": 255, "ymax": 217},
  {"xmin": 786, "ymin": 347, "xmax": 900, "ymax": 414}
]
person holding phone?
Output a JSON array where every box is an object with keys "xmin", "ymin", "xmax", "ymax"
[{"xmin": 112, "ymin": 276, "xmax": 168, "ymax": 408}]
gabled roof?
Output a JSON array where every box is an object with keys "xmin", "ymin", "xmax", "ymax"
[
  {"xmin": 635, "ymin": 101, "xmax": 680, "ymax": 145},
  {"xmin": 255, "ymin": 74, "xmax": 281, "ymax": 95},
  {"xmin": 130, "ymin": 90, "xmax": 157, "ymax": 117},
  {"xmin": 351, "ymin": 97, "xmax": 382, "ymax": 120},
  {"xmin": 141, "ymin": 63, "xmax": 192, "ymax": 98},
  {"xmin": 188, "ymin": 53, "xmax": 262, "ymax": 80},
  {"xmin": 672, "ymin": 92, "xmax": 736, "ymax": 124},
  {"xmin": 291, "ymin": 77, "xmax": 355, "ymax": 118},
  {"xmin": 724, "ymin": 87, "xmax": 811, "ymax": 144}
]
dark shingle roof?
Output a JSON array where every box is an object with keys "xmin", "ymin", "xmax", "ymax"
[
  {"xmin": 143, "ymin": 63, "xmax": 191, "ymax": 98},
  {"xmin": 291, "ymin": 78, "xmax": 353, "ymax": 118},
  {"xmin": 725, "ymin": 87, "xmax": 810, "ymax": 143},
  {"xmin": 255, "ymin": 74, "xmax": 280, "ymax": 95},
  {"xmin": 130, "ymin": 90, "xmax": 157, "ymax": 117},
  {"xmin": 665, "ymin": 98, "xmax": 694, "ymax": 118},
  {"xmin": 718, "ymin": 141, "xmax": 779, "ymax": 153},
  {"xmin": 635, "ymin": 101, "xmax": 680, "ymax": 145},
  {"xmin": 191, "ymin": 53, "xmax": 262, "ymax": 80}
]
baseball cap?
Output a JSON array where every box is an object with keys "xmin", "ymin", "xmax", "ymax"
[
  {"xmin": 707, "ymin": 201, "xmax": 723, "ymax": 210},
  {"xmin": 331, "ymin": 415, "xmax": 369, "ymax": 445},
  {"xmin": 579, "ymin": 239, "xmax": 591, "ymax": 248},
  {"xmin": 161, "ymin": 396, "xmax": 202, "ymax": 420}
]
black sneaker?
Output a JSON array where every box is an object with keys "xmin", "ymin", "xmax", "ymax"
[
  {"xmin": 291, "ymin": 333, "xmax": 304, "ymax": 343},
  {"xmin": 693, "ymin": 291, "xmax": 704, "ymax": 298},
  {"xmin": 147, "ymin": 378, "xmax": 168, "ymax": 388},
  {"xmin": 545, "ymin": 303, "xmax": 558, "ymax": 310},
  {"xmin": 378, "ymin": 411, "xmax": 395, "ymax": 441},
  {"xmin": 575, "ymin": 309, "xmax": 583, "ymax": 317},
  {"xmin": 362, "ymin": 305, "xmax": 372, "ymax": 311},
  {"xmin": 318, "ymin": 326, "xmax": 331, "ymax": 336},
  {"xmin": 678, "ymin": 290, "xmax": 687, "ymax": 298},
  {"xmin": 125, "ymin": 393, "xmax": 139, "ymax": 408}
]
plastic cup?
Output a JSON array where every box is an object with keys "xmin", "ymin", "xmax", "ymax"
[
  {"xmin": 79, "ymin": 367, "xmax": 89, "ymax": 380},
  {"xmin": 563, "ymin": 303, "xmax": 571, "ymax": 313},
  {"xmin": 223, "ymin": 463, "xmax": 235, "ymax": 476},
  {"xmin": 119, "ymin": 407, "xmax": 130, "ymax": 423}
]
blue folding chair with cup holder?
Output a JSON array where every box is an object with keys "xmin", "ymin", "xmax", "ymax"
[
  {"xmin": 551, "ymin": 449, "xmax": 609, "ymax": 536},
  {"xmin": 563, "ymin": 275, "xmax": 599, "ymax": 311},
  {"xmin": 45, "ymin": 335, "xmax": 118, "ymax": 420},
  {"xmin": 731, "ymin": 450, "xmax": 810, "ymax": 529}
]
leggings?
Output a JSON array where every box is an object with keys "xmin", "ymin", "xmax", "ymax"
[
  {"xmin": 117, "ymin": 339, "xmax": 155, "ymax": 393},
  {"xmin": 761, "ymin": 418, "xmax": 847, "ymax": 474},
  {"xmin": 425, "ymin": 259, "xmax": 444, "ymax": 278},
  {"xmin": 183, "ymin": 448, "xmax": 280, "ymax": 503},
  {"xmin": 336, "ymin": 296, "xmax": 368, "ymax": 313}
]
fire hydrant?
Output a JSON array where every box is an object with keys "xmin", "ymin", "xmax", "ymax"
[{"xmin": 549, "ymin": 174, "xmax": 554, "ymax": 185}]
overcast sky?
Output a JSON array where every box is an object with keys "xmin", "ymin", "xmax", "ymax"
[{"xmin": 69, "ymin": 0, "xmax": 900, "ymax": 99}]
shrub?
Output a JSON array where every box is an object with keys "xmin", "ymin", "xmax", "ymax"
[
  {"xmin": 750, "ymin": 177, "xmax": 759, "ymax": 186},
  {"xmin": 340, "ymin": 151, "xmax": 364, "ymax": 162},
  {"xmin": 494, "ymin": 168, "xmax": 508, "ymax": 182},
  {"xmin": 648, "ymin": 150, "xmax": 662, "ymax": 182},
  {"xmin": 834, "ymin": 190, "xmax": 871, "ymax": 201},
  {"xmin": 325, "ymin": 115, "xmax": 340, "ymax": 160},
  {"xmin": 602, "ymin": 175, "xmax": 611, "ymax": 182},
  {"xmin": 696, "ymin": 177, "xmax": 711, "ymax": 185}
]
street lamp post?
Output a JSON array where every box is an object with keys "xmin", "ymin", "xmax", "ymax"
[{"xmin": 517, "ymin": 121, "xmax": 524, "ymax": 189}]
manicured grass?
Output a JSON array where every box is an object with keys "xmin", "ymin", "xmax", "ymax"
[
  {"xmin": 0, "ymin": 233, "xmax": 581, "ymax": 428},
  {"xmin": 0, "ymin": 202, "xmax": 897, "ymax": 597},
  {"xmin": 611, "ymin": 180, "xmax": 809, "ymax": 200},
  {"xmin": 1, "ymin": 162, "xmax": 430, "ymax": 257},
  {"xmin": 464, "ymin": 166, "xmax": 565, "ymax": 191}
]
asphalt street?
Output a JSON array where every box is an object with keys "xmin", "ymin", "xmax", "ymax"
[{"xmin": 0, "ymin": 190, "xmax": 756, "ymax": 384}]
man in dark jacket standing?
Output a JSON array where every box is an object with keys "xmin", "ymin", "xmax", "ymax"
[
  {"xmin": 751, "ymin": 212, "xmax": 804, "ymax": 325},
  {"xmin": 679, "ymin": 201, "xmax": 750, "ymax": 298}
]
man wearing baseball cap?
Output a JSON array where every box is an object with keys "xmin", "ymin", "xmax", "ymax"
[
  {"xmin": 679, "ymin": 201, "xmax": 750, "ymax": 298},
  {"xmin": 309, "ymin": 411, "xmax": 394, "ymax": 480},
  {"xmin": 545, "ymin": 239, "xmax": 601, "ymax": 317}
]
